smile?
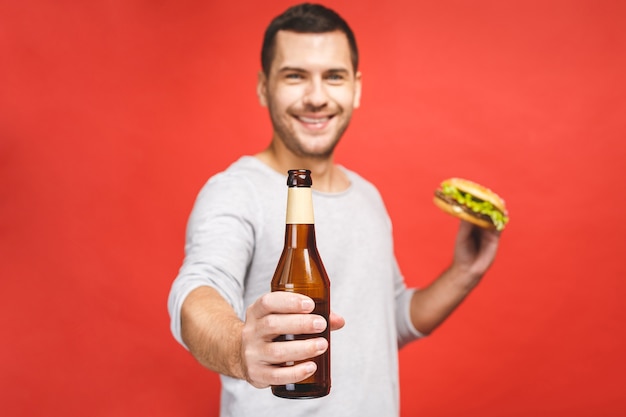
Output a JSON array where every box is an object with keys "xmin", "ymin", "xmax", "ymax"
[{"xmin": 296, "ymin": 115, "xmax": 333, "ymax": 129}]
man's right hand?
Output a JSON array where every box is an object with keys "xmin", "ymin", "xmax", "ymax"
[{"xmin": 240, "ymin": 291, "xmax": 344, "ymax": 388}]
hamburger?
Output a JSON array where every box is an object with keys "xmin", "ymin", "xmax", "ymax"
[{"xmin": 433, "ymin": 178, "xmax": 509, "ymax": 231}]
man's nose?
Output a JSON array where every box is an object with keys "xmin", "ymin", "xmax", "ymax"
[{"xmin": 303, "ymin": 78, "xmax": 328, "ymax": 109}]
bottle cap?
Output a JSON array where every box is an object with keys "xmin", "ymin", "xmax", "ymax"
[{"xmin": 287, "ymin": 169, "xmax": 312, "ymax": 187}]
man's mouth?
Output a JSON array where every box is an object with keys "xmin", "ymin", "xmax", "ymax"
[{"xmin": 296, "ymin": 115, "xmax": 333, "ymax": 129}]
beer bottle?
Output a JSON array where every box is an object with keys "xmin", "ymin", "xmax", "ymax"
[{"xmin": 271, "ymin": 169, "xmax": 331, "ymax": 399}]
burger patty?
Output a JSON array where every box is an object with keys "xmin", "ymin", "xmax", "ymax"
[{"xmin": 434, "ymin": 190, "xmax": 494, "ymax": 224}]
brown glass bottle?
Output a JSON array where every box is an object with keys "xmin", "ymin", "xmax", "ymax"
[{"xmin": 271, "ymin": 169, "xmax": 331, "ymax": 399}]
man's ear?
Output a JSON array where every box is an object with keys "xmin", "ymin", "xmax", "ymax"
[
  {"xmin": 257, "ymin": 71, "xmax": 268, "ymax": 107},
  {"xmin": 353, "ymin": 71, "xmax": 362, "ymax": 109}
]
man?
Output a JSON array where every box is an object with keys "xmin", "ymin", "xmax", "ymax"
[{"xmin": 168, "ymin": 3, "xmax": 500, "ymax": 416}]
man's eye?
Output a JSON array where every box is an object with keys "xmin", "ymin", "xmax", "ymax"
[
  {"xmin": 285, "ymin": 73, "xmax": 303, "ymax": 80},
  {"xmin": 326, "ymin": 74, "xmax": 345, "ymax": 82}
]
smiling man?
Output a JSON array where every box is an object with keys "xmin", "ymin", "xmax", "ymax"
[
  {"xmin": 258, "ymin": 29, "xmax": 360, "ymax": 160},
  {"xmin": 168, "ymin": 4, "xmax": 500, "ymax": 416},
  {"xmin": 256, "ymin": 21, "xmax": 361, "ymax": 193}
]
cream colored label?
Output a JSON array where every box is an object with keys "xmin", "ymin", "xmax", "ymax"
[{"xmin": 286, "ymin": 188, "xmax": 314, "ymax": 224}]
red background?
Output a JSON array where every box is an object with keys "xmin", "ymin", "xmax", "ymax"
[{"xmin": 1, "ymin": 1, "xmax": 625, "ymax": 416}]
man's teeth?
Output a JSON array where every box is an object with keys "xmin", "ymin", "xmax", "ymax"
[{"xmin": 299, "ymin": 116, "xmax": 329, "ymax": 124}]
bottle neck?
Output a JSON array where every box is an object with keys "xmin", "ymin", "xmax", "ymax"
[
  {"xmin": 284, "ymin": 187, "xmax": 316, "ymax": 249},
  {"xmin": 286, "ymin": 187, "xmax": 314, "ymax": 225},
  {"xmin": 284, "ymin": 224, "xmax": 317, "ymax": 248}
]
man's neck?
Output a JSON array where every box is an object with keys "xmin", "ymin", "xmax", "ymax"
[{"xmin": 255, "ymin": 143, "xmax": 350, "ymax": 193}]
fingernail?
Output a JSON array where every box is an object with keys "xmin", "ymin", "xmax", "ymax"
[
  {"xmin": 305, "ymin": 363, "xmax": 317, "ymax": 373},
  {"xmin": 301, "ymin": 299, "xmax": 314, "ymax": 310},
  {"xmin": 315, "ymin": 339, "xmax": 326, "ymax": 351},
  {"xmin": 313, "ymin": 318, "xmax": 326, "ymax": 331}
]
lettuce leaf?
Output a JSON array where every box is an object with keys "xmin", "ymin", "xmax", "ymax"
[{"xmin": 441, "ymin": 183, "xmax": 509, "ymax": 231}]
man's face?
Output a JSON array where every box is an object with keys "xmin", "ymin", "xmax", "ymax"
[{"xmin": 258, "ymin": 30, "xmax": 362, "ymax": 159}]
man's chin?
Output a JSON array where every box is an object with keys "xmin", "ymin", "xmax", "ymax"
[
  {"xmin": 292, "ymin": 147, "xmax": 335, "ymax": 160},
  {"xmin": 295, "ymin": 140, "xmax": 339, "ymax": 159},
  {"xmin": 275, "ymin": 130, "xmax": 343, "ymax": 159}
]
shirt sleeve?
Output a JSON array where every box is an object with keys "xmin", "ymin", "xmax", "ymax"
[
  {"xmin": 393, "ymin": 257, "xmax": 426, "ymax": 348},
  {"xmin": 167, "ymin": 172, "xmax": 259, "ymax": 348}
]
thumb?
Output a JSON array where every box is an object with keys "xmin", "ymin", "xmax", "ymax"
[{"xmin": 329, "ymin": 311, "xmax": 345, "ymax": 331}]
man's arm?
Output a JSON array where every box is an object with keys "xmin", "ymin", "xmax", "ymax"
[
  {"xmin": 180, "ymin": 286, "xmax": 345, "ymax": 388},
  {"xmin": 410, "ymin": 220, "xmax": 501, "ymax": 335},
  {"xmin": 180, "ymin": 286, "xmax": 247, "ymax": 379}
]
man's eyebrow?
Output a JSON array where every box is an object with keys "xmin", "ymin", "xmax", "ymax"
[
  {"xmin": 277, "ymin": 66, "xmax": 307, "ymax": 73},
  {"xmin": 326, "ymin": 68, "xmax": 350, "ymax": 74},
  {"xmin": 276, "ymin": 66, "xmax": 351, "ymax": 74}
]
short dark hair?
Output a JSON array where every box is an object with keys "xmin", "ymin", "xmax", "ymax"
[{"xmin": 261, "ymin": 3, "xmax": 359, "ymax": 75}]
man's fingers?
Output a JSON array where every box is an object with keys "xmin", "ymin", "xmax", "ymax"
[
  {"xmin": 248, "ymin": 292, "xmax": 314, "ymax": 319},
  {"xmin": 245, "ymin": 337, "xmax": 327, "ymax": 388},
  {"xmin": 248, "ymin": 361, "xmax": 319, "ymax": 389},
  {"xmin": 259, "ymin": 313, "xmax": 328, "ymax": 338},
  {"xmin": 241, "ymin": 295, "xmax": 344, "ymax": 389},
  {"xmin": 263, "ymin": 337, "xmax": 328, "ymax": 364},
  {"xmin": 247, "ymin": 291, "xmax": 315, "ymax": 319},
  {"xmin": 248, "ymin": 294, "xmax": 345, "ymax": 336}
]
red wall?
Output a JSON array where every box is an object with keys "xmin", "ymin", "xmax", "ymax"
[{"xmin": 2, "ymin": 1, "xmax": 625, "ymax": 416}]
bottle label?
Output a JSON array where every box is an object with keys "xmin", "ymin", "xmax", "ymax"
[{"xmin": 286, "ymin": 188, "xmax": 314, "ymax": 224}]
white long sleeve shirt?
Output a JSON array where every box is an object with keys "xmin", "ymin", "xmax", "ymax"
[{"xmin": 168, "ymin": 156, "xmax": 422, "ymax": 417}]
